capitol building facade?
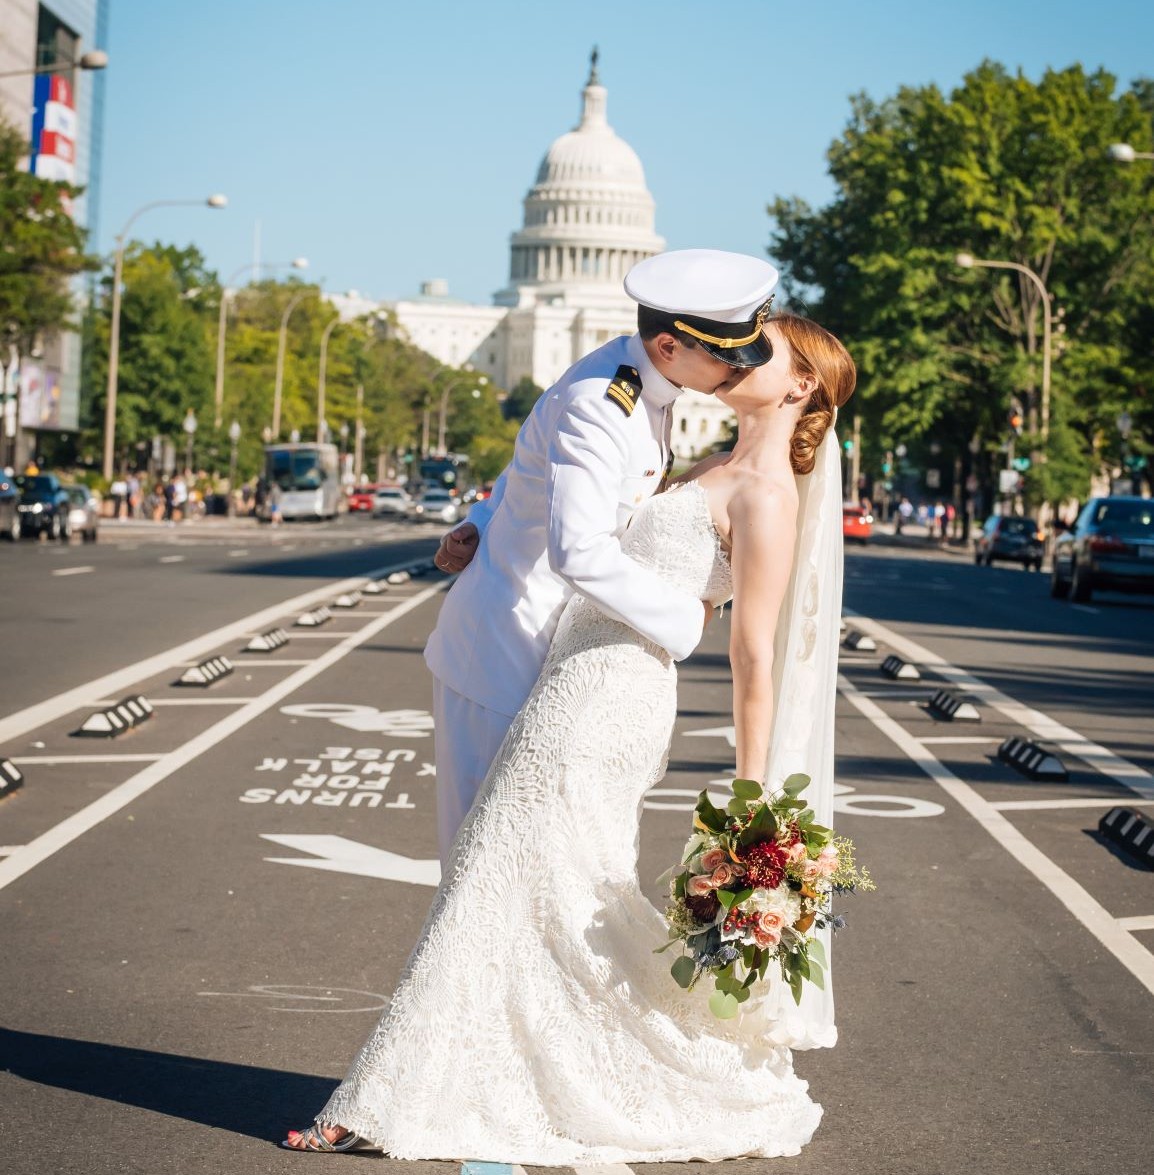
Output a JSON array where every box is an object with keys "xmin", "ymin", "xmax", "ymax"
[{"xmin": 366, "ymin": 58, "xmax": 735, "ymax": 461}]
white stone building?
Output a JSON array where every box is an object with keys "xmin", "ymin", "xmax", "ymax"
[{"xmin": 366, "ymin": 56, "xmax": 735, "ymax": 462}]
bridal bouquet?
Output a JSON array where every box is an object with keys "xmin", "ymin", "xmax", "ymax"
[{"xmin": 659, "ymin": 774, "xmax": 873, "ymax": 1019}]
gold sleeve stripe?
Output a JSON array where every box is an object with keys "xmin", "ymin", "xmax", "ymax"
[{"xmin": 605, "ymin": 386, "xmax": 636, "ymax": 415}]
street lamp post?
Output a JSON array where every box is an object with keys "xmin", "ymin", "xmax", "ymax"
[
  {"xmin": 354, "ymin": 383, "xmax": 365, "ymax": 482},
  {"xmin": 317, "ymin": 314, "xmax": 341, "ymax": 445},
  {"xmin": 955, "ymin": 252, "xmax": 1053, "ymax": 449},
  {"xmin": 214, "ymin": 258, "xmax": 307, "ymax": 429},
  {"xmin": 182, "ymin": 409, "xmax": 197, "ymax": 476},
  {"xmin": 227, "ymin": 420, "xmax": 241, "ymax": 516},
  {"xmin": 102, "ymin": 195, "xmax": 227, "ymax": 480},
  {"xmin": 0, "ymin": 50, "xmax": 108, "ymax": 79},
  {"xmin": 435, "ymin": 373, "xmax": 488, "ymax": 456},
  {"xmin": 272, "ymin": 288, "xmax": 310, "ymax": 440},
  {"xmin": 1108, "ymin": 143, "xmax": 1154, "ymax": 164}
]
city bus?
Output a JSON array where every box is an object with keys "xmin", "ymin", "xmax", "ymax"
[{"xmin": 260, "ymin": 443, "xmax": 341, "ymax": 521}]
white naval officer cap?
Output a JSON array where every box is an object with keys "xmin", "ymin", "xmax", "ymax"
[{"xmin": 624, "ymin": 248, "xmax": 780, "ymax": 368}]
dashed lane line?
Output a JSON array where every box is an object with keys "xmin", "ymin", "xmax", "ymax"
[
  {"xmin": 0, "ymin": 584, "xmax": 445, "ymax": 894},
  {"xmin": 845, "ymin": 609, "xmax": 1154, "ymax": 802},
  {"xmin": 919, "ymin": 736, "xmax": 1003, "ymax": 745},
  {"xmin": 991, "ymin": 798, "xmax": 1154, "ymax": 811},
  {"xmin": 838, "ymin": 673, "xmax": 1154, "ymax": 1000},
  {"xmin": 11, "ymin": 754, "xmax": 165, "ymax": 765},
  {"xmin": 158, "ymin": 555, "xmax": 185, "ymax": 563},
  {"xmin": 51, "ymin": 566, "xmax": 94, "ymax": 577},
  {"xmin": 0, "ymin": 559, "xmax": 432, "ymax": 749}
]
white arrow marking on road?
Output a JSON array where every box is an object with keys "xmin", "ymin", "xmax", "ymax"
[{"xmin": 261, "ymin": 834, "xmax": 441, "ymax": 886}]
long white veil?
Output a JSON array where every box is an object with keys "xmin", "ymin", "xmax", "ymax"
[{"xmin": 744, "ymin": 427, "xmax": 843, "ymax": 1050}]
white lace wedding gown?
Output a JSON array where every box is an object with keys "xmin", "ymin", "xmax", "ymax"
[{"xmin": 319, "ymin": 482, "xmax": 822, "ymax": 1162}]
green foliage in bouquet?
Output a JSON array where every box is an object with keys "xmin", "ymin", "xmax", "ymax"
[{"xmin": 659, "ymin": 774, "xmax": 873, "ymax": 1018}]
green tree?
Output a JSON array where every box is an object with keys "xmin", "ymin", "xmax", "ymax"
[
  {"xmin": 769, "ymin": 62, "xmax": 1154, "ymax": 510},
  {"xmin": 84, "ymin": 242, "xmax": 219, "ymax": 468},
  {"xmin": 502, "ymin": 375, "xmax": 543, "ymax": 422}
]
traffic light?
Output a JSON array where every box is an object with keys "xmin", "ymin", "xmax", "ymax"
[
  {"xmin": 843, "ymin": 439, "xmax": 854, "ymax": 456},
  {"xmin": 1009, "ymin": 409, "xmax": 1024, "ymax": 435}
]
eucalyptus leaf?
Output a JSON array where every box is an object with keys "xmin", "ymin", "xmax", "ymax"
[
  {"xmin": 782, "ymin": 773, "xmax": 811, "ymax": 797},
  {"xmin": 808, "ymin": 937, "xmax": 827, "ymax": 967},
  {"xmin": 671, "ymin": 956, "xmax": 697, "ymax": 989},
  {"xmin": 709, "ymin": 990, "xmax": 741, "ymax": 1019},
  {"xmin": 732, "ymin": 778, "xmax": 763, "ymax": 802}
]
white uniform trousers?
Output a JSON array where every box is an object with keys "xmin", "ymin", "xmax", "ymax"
[{"xmin": 432, "ymin": 677, "xmax": 515, "ymax": 865}]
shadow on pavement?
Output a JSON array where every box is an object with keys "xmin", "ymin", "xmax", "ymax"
[{"xmin": 0, "ymin": 1026, "xmax": 336, "ymax": 1142}]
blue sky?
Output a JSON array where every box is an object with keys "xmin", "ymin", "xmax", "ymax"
[{"xmin": 96, "ymin": 0, "xmax": 1154, "ymax": 305}]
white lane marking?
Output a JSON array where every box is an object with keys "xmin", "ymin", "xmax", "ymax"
[
  {"xmin": 51, "ymin": 566, "xmax": 94, "ymax": 577},
  {"xmin": 919, "ymin": 736, "xmax": 1003, "ymax": 745},
  {"xmin": 179, "ymin": 659, "xmax": 314, "ymax": 668},
  {"xmin": 991, "ymin": 798, "xmax": 1154, "ymax": 811},
  {"xmin": 574, "ymin": 1166, "xmax": 635, "ymax": 1175},
  {"xmin": 1119, "ymin": 916, "xmax": 1154, "ymax": 932},
  {"xmin": 845, "ymin": 610, "xmax": 1154, "ymax": 801},
  {"xmin": 228, "ymin": 549, "xmax": 249, "ymax": 557},
  {"xmin": 0, "ymin": 564, "xmax": 413, "ymax": 747},
  {"xmin": 280, "ymin": 632, "xmax": 347, "ymax": 639},
  {"xmin": 856, "ymin": 688, "xmax": 932, "ymax": 698},
  {"xmin": 158, "ymin": 555, "xmax": 185, "ymax": 564},
  {"xmin": 838, "ymin": 673, "xmax": 1154, "ymax": 999},
  {"xmin": 0, "ymin": 847, "xmax": 22, "ymax": 857},
  {"xmin": 261, "ymin": 835, "xmax": 440, "ymax": 886},
  {"xmin": 0, "ymin": 585, "xmax": 444, "ymax": 893},
  {"xmin": 11, "ymin": 754, "xmax": 165, "ymax": 765},
  {"xmin": 1071, "ymin": 604, "xmax": 1100, "ymax": 615},
  {"xmin": 131, "ymin": 698, "xmax": 256, "ymax": 707}
]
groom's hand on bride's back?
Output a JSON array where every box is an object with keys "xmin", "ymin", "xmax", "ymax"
[{"xmin": 435, "ymin": 523, "xmax": 480, "ymax": 574}]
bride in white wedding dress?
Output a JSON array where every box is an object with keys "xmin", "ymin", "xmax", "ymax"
[{"xmin": 283, "ymin": 314, "xmax": 857, "ymax": 1161}]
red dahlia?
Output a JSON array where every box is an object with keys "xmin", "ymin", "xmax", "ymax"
[{"xmin": 739, "ymin": 840, "xmax": 787, "ymax": 889}]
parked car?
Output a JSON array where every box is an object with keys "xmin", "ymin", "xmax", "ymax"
[
  {"xmin": 842, "ymin": 505, "xmax": 873, "ymax": 544},
  {"xmin": 1051, "ymin": 496, "xmax": 1154, "ymax": 602},
  {"xmin": 15, "ymin": 473, "xmax": 72, "ymax": 539},
  {"xmin": 0, "ymin": 471, "xmax": 19, "ymax": 541},
  {"xmin": 974, "ymin": 514, "xmax": 1044, "ymax": 570},
  {"xmin": 347, "ymin": 483, "xmax": 382, "ymax": 513},
  {"xmin": 63, "ymin": 484, "xmax": 100, "ymax": 542},
  {"xmin": 412, "ymin": 486, "xmax": 461, "ymax": 524},
  {"xmin": 373, "ymin": 484, "xmax": 414, "ymax": 518}
]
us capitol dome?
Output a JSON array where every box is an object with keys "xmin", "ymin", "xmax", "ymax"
[{"xmin": 370, "ymin": 52, "xmax": 733, "ymax": 461}]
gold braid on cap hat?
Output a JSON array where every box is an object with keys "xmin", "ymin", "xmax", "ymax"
[{"xmin": 673, "ymin": 295, "xmax": 775, "ymax": 349}]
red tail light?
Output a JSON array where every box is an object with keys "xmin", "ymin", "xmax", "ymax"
[{"xmin": 1089, "ymin": 535, "xmax": 1128, "ymax": 554}]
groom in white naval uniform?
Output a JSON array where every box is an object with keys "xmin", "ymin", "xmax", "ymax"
[{"xmin": 426, "ymin": 249, "xmax": 779, "ymax": 862}]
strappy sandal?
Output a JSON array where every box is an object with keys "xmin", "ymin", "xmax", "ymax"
[{"xmin": 280, "ymin": 1122, "xmax": 376, "ymax": 1153}]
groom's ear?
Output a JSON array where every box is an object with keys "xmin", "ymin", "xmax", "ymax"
[{"xmin": 651, "ymin": 331, "xmax": 683, "ymax": 363}]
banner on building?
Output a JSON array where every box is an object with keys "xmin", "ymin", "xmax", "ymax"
[{"xmin": 29, "ymin": 74, "xmax": 77, "ymax": 184}]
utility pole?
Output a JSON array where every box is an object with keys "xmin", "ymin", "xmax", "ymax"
[{"xmin": 850, "ymin": 416, "xmax": 862, "ymax": 501}]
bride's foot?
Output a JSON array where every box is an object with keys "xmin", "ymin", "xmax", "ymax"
[{"xmin": 280, "ymin": 1122, "xmax": 365, "ymax": 1152}]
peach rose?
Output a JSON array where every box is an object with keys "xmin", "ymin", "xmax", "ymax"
[
  {"xmin": 687, "ymin": 873, "xmax": 716, "ymax": 897},
  {"xmin": 700, "ymin": 847, "xmax": 728, "ymax": 872},
  {"xmin": 711, "ymin": 862, "xmax": 740, "ymax": 888},
  {"xmin": 754, "ymin": 927, "xmax": 781, "ymax": 950},
  {"xmin": 784, "ymin": 841, "xmax": 808, "ymax": 865},
  {"xmin": 758, "ymin": 910, "xmax": 786, "ymax": 934},
  {"xmin": 816, "ymin": 845, "xmax": 840, "ymax": 876}
]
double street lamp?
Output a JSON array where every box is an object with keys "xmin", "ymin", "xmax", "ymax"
[
  {"xmin": 103, "ymin": 195, "xmax": 228, "ymax": 480},
  {"xmin": 1108, "ymin": 143, "xmax": 1154, "ymax": 164},
  {"xmin": 317, "ymin": 314, "xmax": 342, "ymax": 445},
  {"xmin": 214, "ymin": 257, "xmax": 308, "ymax": 428},
  {"xmin": 435, "ymin": 372, "xmax": 488, "ymax": 456},
  {"xmin": 955, "ymin": 252, "xmax": 1053, "ymax": 449}
]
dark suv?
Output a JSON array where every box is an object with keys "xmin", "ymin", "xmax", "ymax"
[
  {"xmin": 1051, "ymin": 496, "xmax": 1154, "ymax": 603},
  {"xmin": 16, "ymin": 473, "xmax": 72, "ymax": 540},
  {"xmin": 0, "ymin": 471, "xmax": 19, "ymax": 541},
  {"xmin": 974, "ymin": 515, "xmax": 1044, "ymax": 570}
]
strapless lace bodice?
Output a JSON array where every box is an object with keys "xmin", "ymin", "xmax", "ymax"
[{"xmin": 621, "ymin": 481, "xmax": 733, "ymax": 605}]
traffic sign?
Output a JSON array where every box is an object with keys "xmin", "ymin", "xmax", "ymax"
[{"xmin": 1012, "ymin": 456, "xmax": 1032, "ymax": 472}]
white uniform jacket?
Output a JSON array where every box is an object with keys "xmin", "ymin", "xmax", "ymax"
[{"xmin": 424, "ymin": 333, "xmax": 706, "ymax": 718}]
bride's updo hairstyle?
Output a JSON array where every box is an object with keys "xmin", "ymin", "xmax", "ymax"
[{"xmin": 772, "ymin": 314, "xmax": 857, "ymax": 476}]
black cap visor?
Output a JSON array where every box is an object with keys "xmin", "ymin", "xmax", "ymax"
[{"xmin": 698, "ymin": 331, "xmax": 774, "ymax": 369}]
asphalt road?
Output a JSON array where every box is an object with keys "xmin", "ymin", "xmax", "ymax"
[{"xmin": 1, "ymin": 528, "xmax": 1152, "ymax": 1175}]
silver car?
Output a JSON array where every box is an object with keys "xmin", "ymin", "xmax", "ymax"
[
  {"xmin": 63, "ymin": 484, "xmax": 100, "ymax": 543},
  {"xmin": 373, "ymin": 485, "xmax": 414, "ymax": 518},
  {"xmin": 413, "ymin": 487, "xmax": 461, "ymax": 524}
]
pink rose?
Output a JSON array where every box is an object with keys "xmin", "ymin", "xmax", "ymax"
[
  {"xmin": 758, "ymin": 911, "xmax": 786, "ymax": 934},
  {"xmin": 700, "ymin": 847, "xmax": 728, "ymax": 872},
  {"xmin": 711, "ymin": 863, "xmax": 739, "ymax": 888},
  {"xmin": 754, "ymin": 927, "xmax": 781, "ymax": 950},
  {"xmin": 784, "ymin": 841, "xmax": 808, "ymax": 865},
  {"xmin": 815, "ymin": 845, "xmax": 839, "ymax": 877},
  {"xmin": 687, "ymin": 874, "xmax": 716, "ymax": 897}
]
